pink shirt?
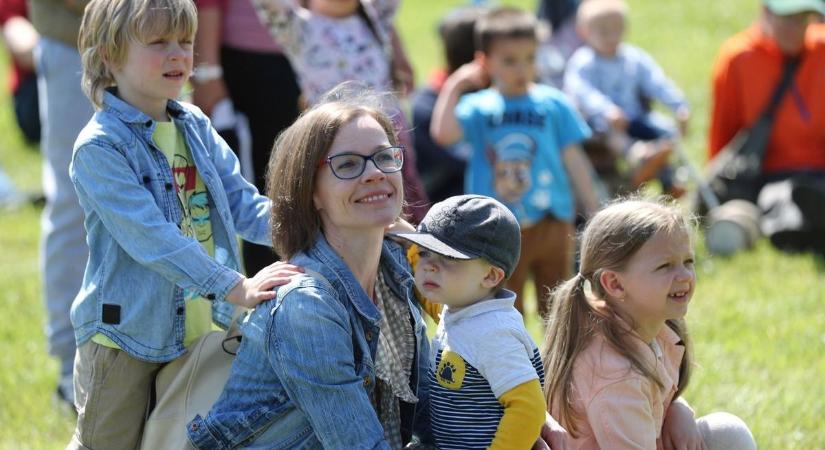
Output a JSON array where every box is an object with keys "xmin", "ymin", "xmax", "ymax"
[
  {"xmin": 196, "ymin": 0, "xmax": 281, "ymax": 53},
  {"xmin": 553, "ymin": 323, "xmax": 685, "ymax": 450}
]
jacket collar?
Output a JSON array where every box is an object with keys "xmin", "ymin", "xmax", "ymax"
[
  {"xmin": 441, "ymin": 289, "xmax": 516, "ymax": 325},
  {"xmin": 101, "ymin": 88, "xmax": 191, "ymax": 129}
]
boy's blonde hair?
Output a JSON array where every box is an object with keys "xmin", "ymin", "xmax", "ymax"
[
  {"xmin": 78, "ymin": 0, "xmax": 197, "ymax": 108},
  {"xmin": 576, "ymin": 0, "xmax": 628, "ymax": 28},
  {"xmin": 542, "ymin": 196, "xmax": 694, "ymax": 437}
]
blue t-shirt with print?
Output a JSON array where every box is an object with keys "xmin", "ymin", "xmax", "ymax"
[{"xmin": 456, "ymin": 84, "xmax": 590, "ymax": 224}]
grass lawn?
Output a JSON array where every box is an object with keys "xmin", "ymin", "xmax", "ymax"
[{"xmin": 0, "ymin": 0, "xmax": 823, "ymax": 448}]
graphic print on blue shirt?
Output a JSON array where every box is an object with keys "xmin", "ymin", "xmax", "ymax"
[
  {"xmin": 429, "ymin": 346, "xmax": 545, "ymax": 450},
  {"xmin": 456, "ymin": 85, "xmax": 591, "ymax": 224}
]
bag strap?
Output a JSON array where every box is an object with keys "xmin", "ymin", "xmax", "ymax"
[
  {"xmin": 759, "ymin": 56, "xmax": 801, "ymax": 122},
  {"xmin": 220, "ymin": 306, "xmax": 248, "ymax": 355}
]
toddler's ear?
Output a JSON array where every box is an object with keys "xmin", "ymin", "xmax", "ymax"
[{"xmin": 482, "ymin": 265, "xmax": 505, "ymax": 289}]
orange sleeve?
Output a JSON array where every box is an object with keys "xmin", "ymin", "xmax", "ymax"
[
  {"xmin": 406, "ymin": 244, "xmax": 442, "ymax": 323},
  {"xmin": 708, "ymin": 43, "xmax": 745, "ymax": 160}
]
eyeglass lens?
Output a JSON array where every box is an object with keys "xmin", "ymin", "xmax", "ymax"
[{"xmin": 328, "ymin": 147, "xmax": 404, "ymax": 179}]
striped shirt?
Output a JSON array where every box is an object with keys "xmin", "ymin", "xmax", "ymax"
[{"xmin": 429, "ymin": 291, "xmax": 544, "ymax": 449}]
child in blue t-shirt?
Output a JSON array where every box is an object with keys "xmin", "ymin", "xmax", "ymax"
[{"xmin": 430, "ymin": 6, "xmax": 598, "ymax": 319}]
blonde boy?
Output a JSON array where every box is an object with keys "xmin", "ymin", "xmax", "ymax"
[
  {"xmin": 68, "ymin": 1, "xmax": 290, "ymax": 447},
  {"xmin": 395, "ymin": 194, "xmax": 546, "ymax": 450}
]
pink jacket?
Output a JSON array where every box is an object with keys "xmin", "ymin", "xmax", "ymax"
[{"xmin": 553, "ymin": 323, "xmax": 685, "ymax": 450}]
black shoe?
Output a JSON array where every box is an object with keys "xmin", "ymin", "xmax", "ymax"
[{"xmin": 792, "ymin": 182, "xmax": 825, "ymax": 229}]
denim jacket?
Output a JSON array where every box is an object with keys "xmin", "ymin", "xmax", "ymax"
[
  {"xmin": 69, "ymin": 90, "xmax": 271, "ymax": 362},
  {"xmin": 188, "ymin": 235, "xmax": 432, "ymax": 449}
]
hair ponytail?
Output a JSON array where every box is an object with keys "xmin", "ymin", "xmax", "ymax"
[{"xmin": 542, "ymin": 272, "xmax": 597, "ymax": 437}]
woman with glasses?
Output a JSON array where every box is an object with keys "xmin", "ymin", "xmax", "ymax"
[{"xmin": 187, "ymin": 85, "xmax": 433, "ymax": 449}]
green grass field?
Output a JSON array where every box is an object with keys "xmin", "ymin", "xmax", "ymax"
[{"xmin": 0, "ymin": 0, "xmax": 823, "ymax": 448}]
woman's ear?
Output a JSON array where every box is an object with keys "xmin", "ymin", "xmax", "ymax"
[
  {"xmin": 312, "ymin": 192, "xmax": 322, "ymax": 211},
  {"xmin": 481, "ymin": 265, "xmax": 505, "ymax": 289},
  {"xmin": 598, "ymin": 269, "xmax": 625, "ymax": 301}
]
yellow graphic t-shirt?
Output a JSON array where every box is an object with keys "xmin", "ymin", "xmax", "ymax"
[{"xmin": 93, "ymin": 121, "xmax": 217, "ymax": 349}]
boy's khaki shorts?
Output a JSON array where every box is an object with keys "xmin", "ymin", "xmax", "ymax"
[
  {"xmin": 506, "ymin": 215, "xmax": 574, "ymax": 319},
  {"xmin": 67, "ymin": 341, "xmax": 163, "ymax": 450}
]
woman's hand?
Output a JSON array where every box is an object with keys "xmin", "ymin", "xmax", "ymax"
[
  {"xmin": 533, "ymin": 412, "xmax": 569, "ymax": 450},
  {"xmin": 662, "ymin": 398, "xmax": 707, "ymax": 450},
  {"xmin": 225, "ymin": 261, "xmax": 304, "ymax": 308}
]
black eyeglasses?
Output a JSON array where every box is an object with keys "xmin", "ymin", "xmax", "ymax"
[{"xmin": 319, "ymin": 146, "xmax": 404, "ymax": 180}]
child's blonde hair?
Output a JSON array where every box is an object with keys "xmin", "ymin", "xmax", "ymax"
[
  {"xmin": 542, "ymin": 196, "xmax": 694, "ymax": 437},
  {"xmin": 576, "ymin": 0, "xmax": 628, "ymax": 28},
  {"xmin": 78, "ymin": 0, "xmax": 197, "ymax": 108}
]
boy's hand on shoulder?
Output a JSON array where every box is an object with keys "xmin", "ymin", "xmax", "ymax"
[{"xmin": 225, "ymin": 262, "xmax": 305, "ymax": 308}]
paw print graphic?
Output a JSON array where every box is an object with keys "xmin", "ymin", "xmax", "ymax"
[{"xmin": 439, "ymin": 360, "xmax": 457, "ymax": 384}]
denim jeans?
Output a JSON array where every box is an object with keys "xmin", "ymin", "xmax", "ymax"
[{"xmin": 35, "ymin": 37, "xmax": 94, "ymax": 379}]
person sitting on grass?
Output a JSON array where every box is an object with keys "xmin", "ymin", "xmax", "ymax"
[
  {"xmin": 565, "ymin": 0, "xmax": 691, "ymax": 196},
  {"xmin": 543, "ymin": 197, "xmax": 756, "ymax": 450}
]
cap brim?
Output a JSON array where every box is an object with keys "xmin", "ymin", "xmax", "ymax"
[
  {"xmin": 765, "ymin": 0, "xmax": 825, "ymax": 15},
  {"xmin": 391, "ymin": 232, "xmax": 475, "ymax": 260}
]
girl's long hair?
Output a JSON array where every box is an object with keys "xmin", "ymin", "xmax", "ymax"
[{"xmin": 542, "ymin": 196, "xmax": 694, "ymax": 437}]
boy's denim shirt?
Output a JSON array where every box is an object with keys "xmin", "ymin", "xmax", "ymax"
[
  {"xmin": 187, "ymin": 235, "xmax": 432, "ymax": 449},
  {"xmin": 69, "ymin": 89, "xmax": 271, "ymax": 362}
]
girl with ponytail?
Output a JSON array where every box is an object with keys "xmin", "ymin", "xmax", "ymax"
[{"xmin": 541, "ymin": 196, "xmax": 755, "ymax": 450}]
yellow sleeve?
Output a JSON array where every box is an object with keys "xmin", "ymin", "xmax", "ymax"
[
  {"xmin": 406, "ymin": 244, "xmax": 442, "ymax": 323},
  {"xmin": 489, "ymin": 379, "xmax": 546, "ymax": 450}
]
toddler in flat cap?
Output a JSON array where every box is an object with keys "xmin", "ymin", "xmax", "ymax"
[{"xmin": 394, "ymin": 194, "xmax": 546, "ymax": 450}]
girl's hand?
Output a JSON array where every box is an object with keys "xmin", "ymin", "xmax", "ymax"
[
  {"xmin": 533, "ymin": 412, "xmax": 569, "ymax": 450},
  {"xmin": 662, "ymin": 398, "xmax": 708, "ymax": 450},
  {"xmin": 225, "ymin": 261, "xmax": 305, "ymax": 308}
]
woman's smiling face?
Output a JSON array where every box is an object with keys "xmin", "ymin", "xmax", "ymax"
[{"xmin": 313, "ymin": 113, "xmax": 404, "ymax": 236}]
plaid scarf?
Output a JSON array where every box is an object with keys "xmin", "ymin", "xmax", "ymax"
[{"xmin": 370, "ymin": 270, "xmax": 418, "ymax": 449}]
